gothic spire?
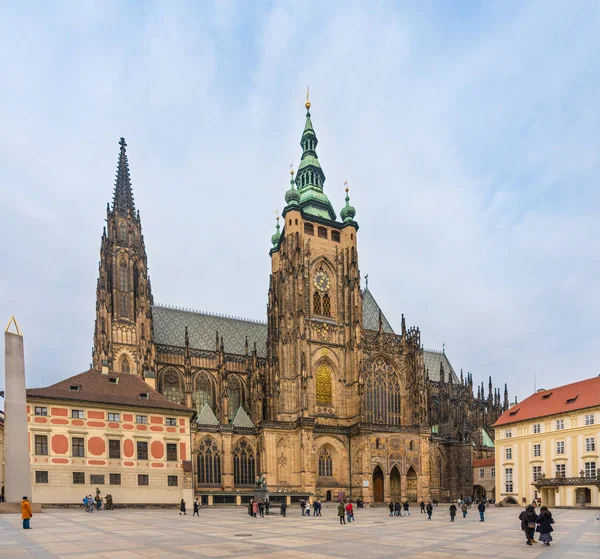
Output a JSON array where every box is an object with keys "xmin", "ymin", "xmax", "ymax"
[{"xmin": 112, "ymin": 137, "xmax": 136, "ymax": 216}]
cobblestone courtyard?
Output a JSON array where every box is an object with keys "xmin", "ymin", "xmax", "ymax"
[{"xmin": 0, "ymin": 506, "xmax": 598, "ymax": 558}]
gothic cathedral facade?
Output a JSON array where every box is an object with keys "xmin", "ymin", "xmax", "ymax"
[{"xmin": 92, "ymin": 102, "xmax": 508, "ymax": 504}]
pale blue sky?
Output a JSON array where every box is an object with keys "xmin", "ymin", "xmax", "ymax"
[{"xmin": 1, "ymin": 1, "xmax": 599, "ymax": 403}]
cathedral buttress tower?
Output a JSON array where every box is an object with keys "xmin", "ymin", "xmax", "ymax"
[
  {"xmin": 267, "ymin": 97, "xmax": 362, "ymax": 424},
  {"xmin": 92, "ymin": 138, "xmax": 155, "ymax": 376}
]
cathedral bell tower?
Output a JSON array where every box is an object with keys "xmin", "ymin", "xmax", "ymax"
[
  {"xmin": 266, "ymin": 96, "xmax": 362, "ymax": 423},
  {"xmin": 92, "ymin": 138, "xmax": 155, "ymax": 377}
]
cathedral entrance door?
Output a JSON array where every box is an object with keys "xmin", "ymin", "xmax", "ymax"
[
  {"xmin": 390, "ymin": 466, "xmax": 401, "ymax": 501},
  {"xmin": 326, "ymin": 490, "xmax": 332, "ymax": 502},
  {"xmin": 406, "ymin": 467, "xmax": 418, "ymax": 502},
  {"xmin": 373, "ymin": 466, "xmax": 384, "ymax": 503}
]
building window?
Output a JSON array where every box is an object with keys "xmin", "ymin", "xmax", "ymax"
[
  {"xmin": 363, "ymin": 357, "xmax": 401, "ymax": 426},
  {"xmin": 137, "ymin": 441, "xmax": 148, "ymax": 460},
  {"xmin": 138, "ymin": 474, "xmax": 149, "ymax": 486},
  {"xmin": 585, "ymin": 437, "xmax": 596, "ymax": 452},
  {"xmin": 227, "ymin": 375, "xmax": 245, "ymax": 423},
  {"xmin": 194, "ymin": 372, "xmax": 215, "ymax": 411},
  {"xmin": 120, "ymin": 294, "xmax": 129, "ymax": 319},
  {"xmin": 505, "ymin": 468, "xmax": 513, "ymax": 492},
  {"xmin": 532, "ymin": 466, "xmax": 542, "ymax": 482},
  {"xmin": 533, "ymin": 423, "xmax": 541, "ymax": 434},
  {"xmin": 584, "ymin": 461, "xmax": 596, "ymax": 478},
  {"xmin": 585, "ymin": 414, "xmax": 595, "ymax": 426},
  {"xmin": 556, "ymin": 441, "xmax": 565, "ymax": 455},
  {"xmin": 166, "ymin": 417, "xmax": 176, "ymax": 426},
  {"xmin": 490, "ymin": 467, "xmax": 495, "ymax": 478},
  {"xmin": 73, "ymin": 472, "xmax": 85, "ymax": 484},
  {"xmin": 316, "ymin": 363, "xmax": 333, "ymax": 405},
  {"xmin": 318, "ymin": 226, "xmax": 328, "ymax": 239},
  {"xmin": 166, "ymin": 443, "xmax": 177, "ymax": 462},
  {"xmin": 322, "ymin": 293, "xmax": 331, "ymax": 316},
  {"xmin": 555, "ymin": 464, "xmax": 566, "ymax": 478},
  {"xmin": 505, "ymin": 429, "xmax": 512, "ymax": 438},
  {"xmin": 556, "ymin": 419, "xmax": 564, "ymax": 430},
  {"xmin": 72, "ymin": 409, "xmax": 84, "ymax": 419},
  {"xmin": 35, "ymin": 471, "xmax": 48, "ymax": 484},
  {"xmin": 167, "ymin": 475, "xmax": 179, "ymax": 487},
  {"xmin": 505, "ymin": 448, "xmax": 512, "ymax": 460},
  {"xmin": 119, "ymin": 259, "xmax": 128, "ymax": 291},
  {"xmin": 108, "ymin": 412, "xmax": 120, "ymax": 422},
  {"xmin": 108, "ymin": 439, "xmax": 121, "ymax": 459},
  {"xmin": 409, "ymin": 440, "xmax": 415, "ymax": 451},
  {"xmin": 233, "ymin": 439, "xmax": 256, "ymax": 486},
  {"xmin": 331, "ymin": 230, "xmax": 340, "ymax": 243},
  {"xmin": 34, "ymin": 406, "xmax": 48, "ymax": 416},
  {"xmin": 318, "ymin": 448, "xmax": 333, "ymax": 477},
  {"xmin": 479, "ymin": 468, "xmax": 485, "ymax": 479},
  {"xmin": 120, "ymin": 355, "xmax": 130, "ymax": 373},
  {"xmin": 313, "ymin": 291, "xmax": 322, "ymax": 314},
  {"xmin": 90, "ymin": 475, "xmax": 105, "ymax": 485},
  {"xmin": 72, "ymin": 437, "xmax": 85, "ymax": 457},
  {"xmin": 197, "ymin": 437, "xmax": 221, "ymax": 485},
  {"xmin": 109, "ymin": 473, "xmax": 121, "ymax": 485},
  {"xmin": 136, "ymin": 415, "xmax": 147, "ymax": 424},
  {"xmin": 35, "ymin": 435, "xmax": 48, "ymax": 455},
  {"xmin": 304, "ymin": 223, "xmax": 314, "ymax": 236},
  {"xmin": 160, "ymin": 368, "xmax": 183, "ymax": 405},
  {"xmin": 533, "ymin": 444, "xmax": 541, "ymax": 457}
]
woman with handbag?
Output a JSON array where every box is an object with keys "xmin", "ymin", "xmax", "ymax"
[
  {"xmin": 536, "ymin": 505, "xmax": 555, "ymax": 546},
  {"xmin": 519, "ymin": 504, "xmax": 538, "ymax": 545}
]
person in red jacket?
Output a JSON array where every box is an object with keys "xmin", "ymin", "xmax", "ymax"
[{"xmin": 345, "ymin": 501, "xmax": 354, "ymax": 523}]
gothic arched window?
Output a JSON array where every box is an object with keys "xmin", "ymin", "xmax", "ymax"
[
  {"xmin": 228, "ymin": 375, "xmax": 245, "ymax": 422},
  {"xmin": 197, "ymin": 437, "xmax": 221, "ymax": 485},
  {"xmin": 119, "ymin": 260, "xmax": 128, "ymax": 291},
  {"xmin": 322, "ymin": 293, "xmax": 331, "ymax": 316},
  {"xmin": 318, "ymin": 448, "xmax": 333, "ymax": 477},
  {"xmin": 161, "ymin": 368, "xmax": 183, "ymax": 404},
  {"xmin": 195, "ymin": 372, "xmax": 215, "ymax": 411},
  {"xmin": 316, "ymin": 363, "xmax": 333, "ymax": 405},
  {"xmin": 313, "ymin": 291, "xmax": 322, "ymax": 314},
  {"xmin": 120, "ymin": 355, "xmax": 130, "ymax": 373},
  {"xmin": 363, "ymin": 357, "xmax": 401, "ymax": 425},
  {"xmin": 119, "ymin": 223, "xmax": 127, "ymax": 242},
  {"xmin": 233, "ymin": 439, "xmax": 256, "ymax": 486}
]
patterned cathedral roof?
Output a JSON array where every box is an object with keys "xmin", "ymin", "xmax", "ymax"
[
  {"xmin": 423, "ymin": 349, "xmax": 460, "ymax": 383},
  {"xmin": 361, "ymin": 288, "xmax": 394, "ymax": 334}
]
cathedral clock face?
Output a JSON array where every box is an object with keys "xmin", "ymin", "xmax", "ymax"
[{"xmin": 313, "ymin": 270, "xmax": 331, "ymax": 292}]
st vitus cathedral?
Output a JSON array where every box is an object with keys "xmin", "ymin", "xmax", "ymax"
[{"xmin": 92, "ymin": 99, "xmax": 509, "ymax": 504}]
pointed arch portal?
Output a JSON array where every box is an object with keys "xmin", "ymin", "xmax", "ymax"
[{"xmin": 373, "ymin": 465, "xmax": 384, "ymax": 503}]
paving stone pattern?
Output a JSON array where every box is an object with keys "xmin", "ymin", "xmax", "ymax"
[{"xmin": 0, "ymin": 506, "xmax": 598, "ymax": 558}]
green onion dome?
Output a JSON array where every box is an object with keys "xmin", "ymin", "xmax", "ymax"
[
  {"xmin": 340, "ymin": 187, "xmax": 356, "ymax": 222},
  {"xmin": 271, "ymin": 217, "xmax": 281, "ymax": 246}
]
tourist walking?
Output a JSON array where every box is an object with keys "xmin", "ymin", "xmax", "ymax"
[
  {"xmin": 313, "ymin": 500, "xmax": 318, "ymax": 516},
  {"xmin": 420, "ymin": 500, "xmax": 425, "ymax": 514},
  {"xmin": 403, "ymin": 501, "xmax": 410, "ymax": 516},
  {"xmin": 536, "ymin": 505, "xmax": 555, "ymax": 547},
  {"xmin": 252, "ymin": 500, "xmax": 258, "ymax": 518},
  {"xmin": 346, "ymin": 501, "xmax": 354, "ymax": 523},
  {"xmin": 193, "ymin": 498, "xmax": 200, "ymax": 516},
  {"xmin": 21, "ymin": 496, "xmax": 32, "ymax": 529},
  {"xmin": 426, "ymin": 502, "xmax": 433, "ymax": 520},
  {"xmin": 258, "ymin": 499, "xmax": 265, "ymax": 518},
  {"xmin": 280, "ymin": 501, "xmax": 287, "ymax": 517},
  {"xmin": 95, "ymin": 492, "xmax": 102, "ymax": 510},
  {"xmin": 461, "ymin": 502, "xmax": 468, "ymax": 518},
  {"xmin": 478, "ymin": 501, "xmax": 486, "ymax": 522},
  {"xmin": 389, "ymin": 502, "xmax": 394, "ymax": 517},
  {"xmin": 248, "ymin": 499, "xmax": 254, "ymax": 516},
  {"xmin": 179, "ymin": 498, "xmax": 186, "ymax": 515},
  {"xmin": 265, "ymin": 499, "xmax": 270, "ymax": 516},
  {"xmin": 395, "ymin": 501, "xmax": 401, "ymax": 517},
  {"xmin": 519, "ymin": 504, "xmax": 538, "ymax": 545},
  {"xmin": 105, "ymin": 494, "xmax": 113, "ymax": 510},
  {"xmin": 449, "ymin": 503, "xmax": 457, "ymax": 522},
  {"xmin": 338, "ymin": 502, "xmax": 346, "ymax": 525},
  {"xmin": 301, "ymin": 499, "xmax": 307, "ymax": 516}
]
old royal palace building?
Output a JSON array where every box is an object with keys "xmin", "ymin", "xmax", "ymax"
[{"xmin": 91, "ymin": 98, "xmax": 509, "ymax": 505}]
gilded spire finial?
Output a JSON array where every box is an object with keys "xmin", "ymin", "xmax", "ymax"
[
  {"xmin": 290, "ymin": 164, "xmax": 294, "ymax": 176},
  {"xmin": 344, "ymin": 180, "xmax": 349, "ymax": 194},
  {"xmin": 305, "ymin": 86, "xmax": 311, "ymax": 110}
]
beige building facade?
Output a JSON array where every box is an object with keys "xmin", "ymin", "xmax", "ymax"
[
  {"xmin": 0, "ymin": 411, "xmax": 4, "ymax": 500},
  {"xmin": 24, "ymin": 371, "xmax": 193, "ymax": 505},
  {"xmin": 494, "ymin": 376, "xmax": 600, "ymax": 507}
]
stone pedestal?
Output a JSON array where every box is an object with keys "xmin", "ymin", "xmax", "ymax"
[{"xmin": 254, "ymin": 488, "xmax": 270, "ymax": 503}]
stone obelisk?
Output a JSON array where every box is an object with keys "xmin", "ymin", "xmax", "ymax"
[{"xmin": 4, "ymin": 317, "xmax": 32, "ymax": 504}]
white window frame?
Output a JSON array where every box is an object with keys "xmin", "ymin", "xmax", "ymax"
[
  {"xmin": 491, "ymin": 467, "xmax": 495, "ymax": 478},
  {"xmin": 532, "ymin": 465, "xmax": 542, "ymax": 482},
  {"xmin": 556, "ymin": 419, "xmax": 564, "ymax": 430},
  {"xmin": 108, "ymin": 412, "xmax": 120, "ymax": 422},
  {"xmin": 533, "ymin": 443, "xmax": 541, "ymax": 457},
  {"xmin": 479, "ymin": 468, "xmax": 485, "ymax": 479},
  {"xmin": 506, "ymin": 447, "xmax": 512, "ymax": 460},
  {"xmin": 556, "ymin": 441, "xmax": 565, "ymax": 455},
  {"xmin": 585, "ymin": 414, "xmax": 595, "ymax": 426},
  {"xmin": 585, "ymin": 437, "xmax": 596, "ymax": 452},
  {"xmin": 505, "ymin": 429, "xmax": 512, "ymax": 438},
  {"xmin": 555, "ymin": 464, "xmax": 565, "ymax": 478},
  {"xmin": 533, "ymin": 423, "xmax": 541, "ymax": 434},
  {"xmin": 584, "ymin": 461, "xmax": 596, "ymax": 477},
  {"xmin": 505, "ymin": 467, "xmax": 513, "ymax": 492}
]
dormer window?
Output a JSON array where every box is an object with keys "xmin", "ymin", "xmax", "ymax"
[
  {"xmin": 108, "ymin": 377, "xmax": 119, "ymax": 384},
  {"xmin": 69, "ymin": 385, "xmax": 80, "ymax": 392},
  {"xmin": 509, "ymin": 407, "xmax": 520, "ymax": 416},
  {"xmin": 140, "ymin": 392, "xmax": 149, "ymax": 399},
  {"xmin": 566, "ymin": 396, "xmax": 578, "ymax": 404},
  {"xmin": 542, "ymin": 392, "xmax": 552, "ymax": 399}
]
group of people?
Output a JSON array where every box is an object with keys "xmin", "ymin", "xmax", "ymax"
[
  {"xmin": 337, "ymin": 500, "xmax": 355, "ymax": 524},
  {"xmin": 247, "ymin": 498, "xmax": 271, "ymax": 517},
  {"xmin": 300, "ymin": 498, "xmax": 324, "ymax": 516},
  {"xmin": 388, "ymin": 501, "xmax": 411, "ymax": 516},
  {"xmin": 519, "ymin": 503, "xmax": 555, "ymax": 546},
  {"xmin": 83, "ymin": 492, "xmax": 112, "ymax": 512}
]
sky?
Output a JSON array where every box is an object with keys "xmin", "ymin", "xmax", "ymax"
[{"xmin": 1, "ymin": 1, "xmax": 599, "ymax": 405}]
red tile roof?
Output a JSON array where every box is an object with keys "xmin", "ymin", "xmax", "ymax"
[
  {"xmin": 493, "ymin": 376, "xmax": 600, "ymax": 427},
  {"xmin": 473, "ymin": 458, "xmax": 495, "ymax": 468},
  {"xmin": 26, "ymin": 370, "xmax": 192, "ymax": 414}
]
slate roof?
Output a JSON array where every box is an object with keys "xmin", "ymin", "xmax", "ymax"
[
  {"xmin": 196, "ymin": 403, "xmax": 219, "ymax": 426},
  {"xmin": 232, "ymin": 407, "xmax": 254, "ymax": 428},
  {"xmin": 153, "ymin": 304, "xmax": 268, "ymax": 358},
  {"xmin": 493, "ymin": 376, "xmax": 600, "ymax": 427},
  {"xmin": 362, "ymin": 288, "xmax": 394, "ymax": 333},
  {"xmin": 26, "ymin": 370, "xmax": 192, "ymax": 413},
  {"xmin": 423, "ymin": 350, "xmax": 460, "ymax": 383}
]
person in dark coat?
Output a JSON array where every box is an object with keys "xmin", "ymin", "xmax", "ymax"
[
  {"xmin": 265, "ymin": 499, "xmax": 270, "ymax": 516},
  {"xmin": 449, "ymin": 503, "xmax": 457, "ymax": 522},
  {"xmin": 193, "ymin": 498, "xmax": 199, "ymax": 516},
  {"xmin": 258, "ymin": 499, "xmax": 265, "ymax": 518},
  {"xmin": 477, "ymin": 501, "xmax": 486, "ymax": 522},
  {"xmin": 536, "ymin": 506, "xmax": 554, "ymax": 546},
  {"xmin": 280, "ymin": 501, "xmax": 287, "ymax": 517},
  {"xmin": 179, "ymin": 499, "xmax": 186, "ymax": 515},
  {"xmin": 337, "ymin": 502, "xmax": 346, "ymax": 525},
  {"xmin": 519, "ymin": 504, "xmax": 538, "ymax": 545},
  {"xmin": 426, "ymin": 502, "xmax": 433, "ymax": 520},
  {"xmin": 389, "ymin": 502, "xmax": 394, "ymax": 517},
  {"xmin": 420, "ymin": 500, "xmax": 426, "ymax": 513},
  {"xmin": 394, "ymin": 501, "xmax": 401, "ymax": 517},
  {"xmin": 248, "ymin": 499, "xmax": 254, "ymax": 516},
  {"xmin": 403, "ymin": 501, "xmax": 410, "ymax": 516}
]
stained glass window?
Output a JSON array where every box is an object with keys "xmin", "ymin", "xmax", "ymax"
[
  {"xmin": 363, "ymin": 357, "xmax": 401, "ymax": 425},
  {"xmin": 313, "ymin": 291, "xmax": 321, "ymax": 314},
  {"xmin": 197, "ymin": 437, "xmax": 221, "ymax": 485},
  {"xmin": 316, "ymin": 364, "xmax": 333, "ymax": 404},
  {"xmin": 161, "ymin": 368, "xmax": 183, "ymax": 404},
  {"xmin": 120, "ymin": 355, "xmax": 130, "ymax": 373},
  {"xmin": 228, "ymin": 375, "xmax": 245, "ymax": 422},
  {"xmin": 233, "ymin": 439, "xmax": 256, "ymax": 486},
  {"xmin": 318, "ymin": 448, "xmax": 333, "ymax": 477},
  {"xmin": 195, "ymin": 372, "xmax": 215, "ymax": 411}
]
